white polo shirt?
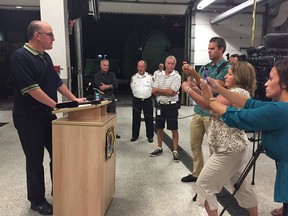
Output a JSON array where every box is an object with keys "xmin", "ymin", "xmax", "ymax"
[{"xmin": 130, "ymin": 72, "xmax": 153, "ymax": 99}]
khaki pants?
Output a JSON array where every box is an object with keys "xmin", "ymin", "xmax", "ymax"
[
  {"xmin": 190, "ymin": 114, "xmax": 210, "ymax": 177},
  {"xmin": 196, "ymin": 151, "xmax": 258, "ymax": 210}
]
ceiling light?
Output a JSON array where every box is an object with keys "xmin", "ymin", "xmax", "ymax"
[
  {"xmin": 16, "ymin": 6, "xmax": 22, "ymax": 9},
  {"xmin": 210, "ymin": 0, "xmax": 268, "ymax": 24},
  {"xmin": 197, "ymin": 0, "xmax": 216, "ymax": 10}
]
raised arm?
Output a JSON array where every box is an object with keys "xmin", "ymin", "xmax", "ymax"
[
  {"xmin": 182, "ymin": 63, "xmax": 225, "ymax": 89},
  {"xmin": 182, "ymin": 81, "xmax": 210, "ymax": 110},
  {"xmin": 205, "ymin": 77, "xmax": 248, "ymax": 108},
  {"xmin": 199, "ymin": 78, "xmax": 248, "ymax": 115},
  {"xmin": 182, "ymin": 80, "xmax": 232, "ymax": 111},
  {"xmin": 182, "ymin": 63, "xmax": 201, "ymax": 84}
]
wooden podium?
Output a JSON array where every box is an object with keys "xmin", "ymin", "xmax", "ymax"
[{"xmin": 52, "ymin": 101, "xmax": 116, "ymax": 216}]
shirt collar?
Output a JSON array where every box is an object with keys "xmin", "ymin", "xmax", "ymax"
[
  {"xmin": 208, "ymin": 58, "xmax": 226, "ymax": 67},
  {"xmin": 137, "ymin": 72, "xmax": 147, "ymax": 78},
  {"xmin": 24, "ymin": 43, "xmax": 45, "ymax": 58},
  {"xmin": 165, "ymin": 70, "xmax": 176, "ymax": 76},
  {"xmin": 216, "ymin": 58, "xmax": 227, "ymax": 67}
]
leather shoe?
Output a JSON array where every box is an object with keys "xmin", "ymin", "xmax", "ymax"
[
  {"xmin": 130, "ymin": 137, "xmax": 138, "ymax": 142},
  {"xmin": 31, "ymin": 201, "xmax": 53, "ymax": 215},
  {"xmin": 148, "ymin": 138, "xmax": 153, "ymax": 143},
  {"xmin": 116, "ymin": 134, "xmax": 121, "ymax": 139},
  {"xmin": 181, "ymin": 174, "xmax": 197, "ymax": 182}
]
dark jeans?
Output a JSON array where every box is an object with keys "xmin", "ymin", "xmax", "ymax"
[
  {"xmin": 132, "ymin": 97, "xmax": 154, "ymax": 139},
  {"xmin": 104, "ymin": 93, "xmax": 116, "ymax": 114},
  {"xmin": 13, "ymin": 107, "xmax": 56, "ymax": 205}
]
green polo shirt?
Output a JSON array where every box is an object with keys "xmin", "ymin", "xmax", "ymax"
[{"xmin": 194, "ymin": 58, "xmax": 229, "ymax": 116}]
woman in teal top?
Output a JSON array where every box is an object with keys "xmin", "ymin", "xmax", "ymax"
[{"xmin": 200, "ymin": 59, "xmax": 288, "ymax": 216}]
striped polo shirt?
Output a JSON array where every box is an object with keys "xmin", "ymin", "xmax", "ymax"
[{"xmin": 153, "ymin": 70, "xmax": 181, "ymax": 103}]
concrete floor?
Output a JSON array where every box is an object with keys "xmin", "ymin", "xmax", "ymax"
[{"xmin": 0, "ymin": 96, "xmax": 282, "ymax": 216}]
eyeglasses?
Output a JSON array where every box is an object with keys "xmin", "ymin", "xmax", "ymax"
[{"xmin": 38, "ymin": 32, "xmax": 54, "ymax": 38}]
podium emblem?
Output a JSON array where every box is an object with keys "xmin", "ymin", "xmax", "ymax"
[{"xmin": 106, "ymin": 126, "xmax": 115, "ymax": 160}]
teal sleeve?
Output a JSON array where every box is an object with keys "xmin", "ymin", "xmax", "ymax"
[{"xmin": 221, "ymin": 102, "xmax": 288, "ymax": 131}]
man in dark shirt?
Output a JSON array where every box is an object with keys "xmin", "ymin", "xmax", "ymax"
[
  {"xmin": 94, "ymin": 59, "xmax": 120, "ymax": 138},
  {"xmin": 11, "ymin": 20, "xmax": 85, "ymax": 215}
]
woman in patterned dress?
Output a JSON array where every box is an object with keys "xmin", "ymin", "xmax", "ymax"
[
  {"xmin": 182, "ymin": 61, "xmax": 258, "ymax": 216},
  {"xmin": 200, "ymin": 59, "xmax": 288, "ymax": 216}
]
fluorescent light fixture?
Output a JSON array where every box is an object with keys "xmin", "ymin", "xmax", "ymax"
[
  {"xmin": 197, "ymin": 0, "xmax": 216, "ymax": 10},
  {"xmin": 210, "ymin": 0, "xmax": 268, "ymax": 24},
  {"xmin": 16, "ymin": 6, "xmax": 22, "ymax": 9}
]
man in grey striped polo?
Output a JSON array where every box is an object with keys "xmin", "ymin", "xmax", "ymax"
[{"xmin": 150, "ymin": 55, "xmax": 182, "ymax": 162}]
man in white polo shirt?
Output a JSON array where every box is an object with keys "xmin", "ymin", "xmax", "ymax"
[
  {"xmin": 150, "ymin": 55, "xmax": 181, "ymax": 162},
  {"xmin": 130, "ymin": 60, "xmax": 154, "ymax": 143}
]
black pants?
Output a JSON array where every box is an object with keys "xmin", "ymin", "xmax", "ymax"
[
  {"xmin": 13, "ymin": 107, "xmax": 56, "ymax": 205},
  {"xmin": 132, "ymin": 97, "xmax": 154, "ymax": 139},
  {"xmin": 105, "ymin": 93, "xmax": 116, "ymax": 114}
]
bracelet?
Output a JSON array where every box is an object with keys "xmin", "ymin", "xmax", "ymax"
[
  {"xmin": 208, "ymin": 97, "xmax": 216, "ymax": 104},
  {"xmin": 186, "ymin": 87, "xmax": 192, "ymax": 93}
]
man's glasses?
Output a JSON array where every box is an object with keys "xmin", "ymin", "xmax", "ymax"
[{"xmin": 38, "ymin": 32, "xmax": 54, "ymax": 38}]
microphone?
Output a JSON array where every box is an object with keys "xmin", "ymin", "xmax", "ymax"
[
  {"xmin": 93, "ymin": 87, "xmax": 105, "ymax": 95},
  {"xmin": 86, "ymin": 82, "xmax": 92, "ymax": 91}
]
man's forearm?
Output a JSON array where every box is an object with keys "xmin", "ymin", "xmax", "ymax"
[
  {"xmin": 28, "ymin": 88, "xmax": 57, "ymax": 108},
  {"xmin": 153, "ymin": 88, "xmax": 176, "ymax": 96},
  {"xmin": 58, "ymin": 84, "xmax": 77, "ymax": 101}
]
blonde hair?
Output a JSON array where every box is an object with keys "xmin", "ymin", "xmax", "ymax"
[{"xmin": 231, "ymin": 61, "xmax": 256, "ymax": 97}]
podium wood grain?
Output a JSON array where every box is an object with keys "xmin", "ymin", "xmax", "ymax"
[{"xmin": 52, "ymin": 102, "xmax": 116, "ymax": 216}]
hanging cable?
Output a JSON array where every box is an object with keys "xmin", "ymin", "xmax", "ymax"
[{"xmin": 251, "ymin": 0, "xmax": 257, "ymax": 48}]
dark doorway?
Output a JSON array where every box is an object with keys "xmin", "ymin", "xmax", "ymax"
[{"xmin": 76, "ymin": 14, "xmax": 185, "ymax": 96}]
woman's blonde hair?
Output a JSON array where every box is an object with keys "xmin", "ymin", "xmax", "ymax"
[{"xmin": 231, "ymin": 61, "xmax": 256, "ymax": 97}]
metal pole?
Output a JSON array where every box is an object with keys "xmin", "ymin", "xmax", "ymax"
[{"xmin": 74, "ymin": 18, "xmax": 84, "ymax": 97}]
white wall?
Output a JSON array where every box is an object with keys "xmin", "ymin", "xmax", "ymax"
[
  {"xmin": 40, "ymin": 0, "xmax": 70, "ymax": 81},
  {"xmin": 40, "ymin": 0, "xmax": 71, "ymax": 104},
  {"xmin": 192, "ymin": 12, "xmax": 263, "ymax": 65}
]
